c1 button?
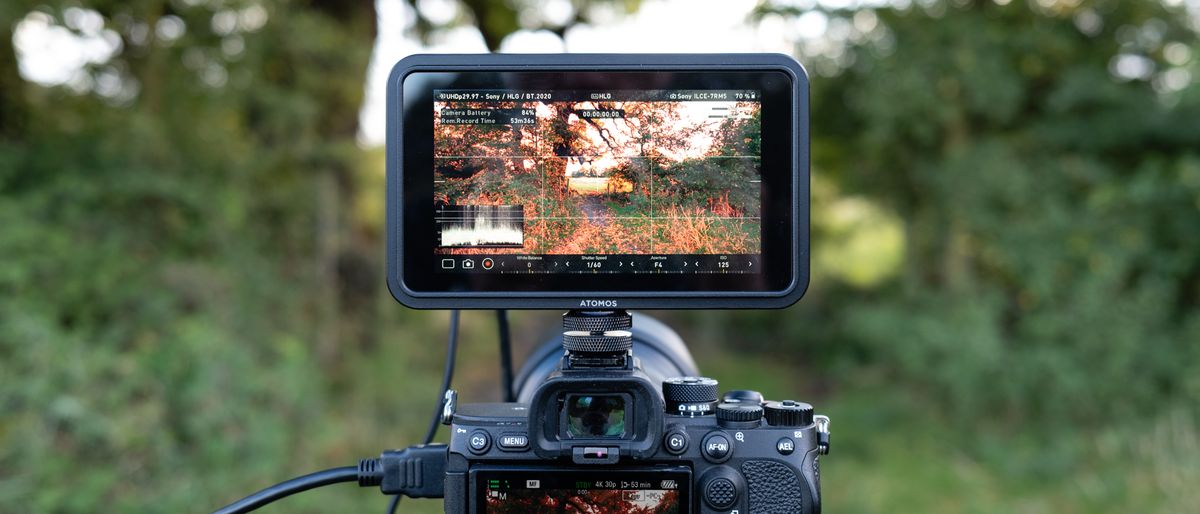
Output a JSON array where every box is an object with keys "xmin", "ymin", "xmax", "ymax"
[
  {"xmin": 776, "ymin": 437, "xmax": 796, "ymax": 455},
  {"xmin": 468, "ymin": 430, "xmax": 490, "ymax": 454},
  {"xmin": 701, "ymin": 432, "xmax": 732, "ymax": 463},
  {"xmin": 664, "ymin": 431, "xmax": 688, "ymax": 455}
]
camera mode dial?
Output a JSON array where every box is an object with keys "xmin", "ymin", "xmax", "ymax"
[
  {"xmin": 764, "ymin": 400, "xmax": 814, "ymax": 427},
  {"xmin": 663, "ymin": 376, "xmax": 719, "ymax": 416}
]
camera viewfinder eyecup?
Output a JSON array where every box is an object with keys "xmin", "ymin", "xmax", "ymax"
[{"xmin": 525, "ymin": 310, "xmax": 664, "ymax": 463}]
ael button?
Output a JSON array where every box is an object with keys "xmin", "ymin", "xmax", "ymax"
[
  {"xmin": 468, "ymin": 430, "xmax": 490, "ymax": 454},
  {"xmin": 701, "ymin": 432, "xmax": 732, "ymax": 463},
  {"xmin": 777, "ymin": 437, "xmax": 796, "ymax": 455}
]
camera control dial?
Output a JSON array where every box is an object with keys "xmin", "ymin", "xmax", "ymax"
[
  {"xmin": 764, "ymin": 400, "xmax": 815, "ymax": 427},
  {"xmin": 716, "ymin": 402, "xmax": 764, "ymax": 423},
  {"xmin": 663, "ymin": 376, "xmax": 719, "ymax": 416}
]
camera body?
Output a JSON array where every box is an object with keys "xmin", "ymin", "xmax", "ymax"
[
  {"xmin": 440, "ymin": 312, "xmax": 826, "ymax": 513},
  {"xmin": 445, "ymin": 399, "xmax": 825, "ymax": 514}
]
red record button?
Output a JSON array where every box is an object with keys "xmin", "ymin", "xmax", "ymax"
[{"xmin": 482, "ymin": 258, "xmax": 494, "ymax": 270}]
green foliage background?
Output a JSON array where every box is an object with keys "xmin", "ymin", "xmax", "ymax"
[{"xmin": 1, "ymin": 1, "xmax": 1198, "ymax": 513}]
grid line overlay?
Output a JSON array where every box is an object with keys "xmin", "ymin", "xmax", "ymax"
[{"xmin": 433, "ymin": 100, "xmax": 761, "ymax": 255}]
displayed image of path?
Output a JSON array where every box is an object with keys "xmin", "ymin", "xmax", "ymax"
[{"xmin": 433, "ymin": 86, "xmax": 763, "ymax": 272}]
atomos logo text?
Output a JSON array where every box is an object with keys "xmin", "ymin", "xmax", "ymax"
[{"xmin": 579, "ymin": 299, "xmax": 618, "ymax": 308}]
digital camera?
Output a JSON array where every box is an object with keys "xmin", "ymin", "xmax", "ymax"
[{"xmin": 440, "ymin": 311, "xmax": 828, "ymax": 514}]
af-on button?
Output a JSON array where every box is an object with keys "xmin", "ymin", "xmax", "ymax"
[{"xmin": 701, "ymin": 432, "xmax": 732, "ymax": 463}]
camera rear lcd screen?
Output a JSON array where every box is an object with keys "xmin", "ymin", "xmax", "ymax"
[
  {"xmin": 475, "ymin": 468, "xmax": 690, "ymax": 514},
  {"xmin": 398, "ymin": 69, "xmax": 801, "ymax": 299}
]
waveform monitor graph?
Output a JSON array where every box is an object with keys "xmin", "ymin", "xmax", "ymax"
[{"xmin": 437, "ymin": 205, "xmax": 525, "ymax": 248}]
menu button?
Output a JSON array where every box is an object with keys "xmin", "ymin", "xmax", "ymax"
[{"xmin": 499, "ymin": 434, "xmax": 528, "ymax": 450}]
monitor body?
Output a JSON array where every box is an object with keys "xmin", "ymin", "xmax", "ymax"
[{"xmin": 386, "ymin": 54, "xmax": 809, "ymax": 309}]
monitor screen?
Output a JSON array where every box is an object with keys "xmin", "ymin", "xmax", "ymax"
[{"xmin": 432, "ymin": 88, "xmax": 762, "ymax": 276}]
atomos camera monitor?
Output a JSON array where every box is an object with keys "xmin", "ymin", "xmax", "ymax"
[{"xmin": 387, "ymin": 54, "xmax": 809, "ymax": 309}]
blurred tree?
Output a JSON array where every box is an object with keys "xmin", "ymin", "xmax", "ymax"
[
  {"xmin": 0, "ymin": 1, "xmax": 379, "ymax": 511},
  {"xmin": 1, "ymin": 2, "xmax": 646, "ymax": 512},
  {"xmin": 738, "ymin": 0, "xmax": 1200, "ymax": 426},
  {"xmin": 404, "ymin": 0, "xmax": 642, "ymax": 51},
  {"xmin": 5, "ymin": 0, "xmax": 1200, "ymax": 513}
]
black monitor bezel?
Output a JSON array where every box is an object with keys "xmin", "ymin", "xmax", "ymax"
[{"xmin": 387, "ymin": 54, "xmax": 809, "ymax": 309}]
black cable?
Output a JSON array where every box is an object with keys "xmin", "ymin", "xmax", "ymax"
[
  {"xmin": 223, "ymin": 312, "xmax": 465, "ymax": 514},
  {"xmin": 382, "ymin": 310, "xmax": 460, "ymax": 513},
  {"xmin": 213, "ymin": 466, "xmax": 358, "ymax": 514},
  {"xmin": 423, "ymin": 309, "xmax": 460, "ymax": 445},
  {"xmin": 496, "ymin": 309, "xmax": 515, "ymax": 402}
]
